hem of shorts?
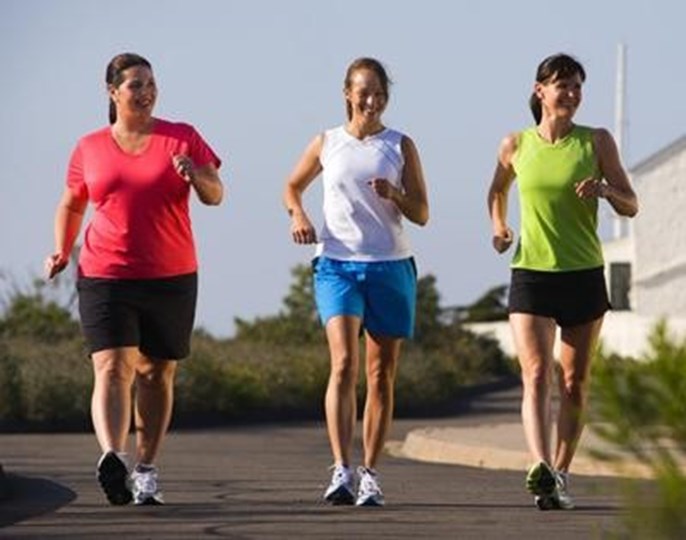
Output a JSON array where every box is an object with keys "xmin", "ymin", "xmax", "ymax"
[{"xmin": 508, "ymin": 306, "xmax": 610, "ymax": 328}]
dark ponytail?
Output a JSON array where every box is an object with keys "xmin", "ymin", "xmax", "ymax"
[
  {"xmin": 529, "ymin": 93, "xmax": 542, "ymax": 125},
  {"xmin": 105, "ymin": 53, "xmax": 152, "ymax": 124},
  {"xmin": 529, "ymin": 53, "xmax": 586, "ymax": 124}
]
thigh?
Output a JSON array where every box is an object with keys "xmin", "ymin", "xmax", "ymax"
[
  {"xmin": 139, "ymin": 273, "xmax": 198, "ymax": 361},
  {"xmin": 324, "ymin": 315, "xmax": 363, "ymax": 367},
  {"xmin": 313, "ymin": 257, "xmax": 365, "ymax": 325},
  {"xmin": 77, "ymin": 277, "xmax": 140, "ymax": 355},
  {"xmin": 365, "ymin": 332, "xmax": 402, "ymax": 375},
  {"xmin": 556, "ymin": 268, "xmax": 610, "ymax": 327},
  {"xmin": 363, "ymin": 258, "xmax": 417, "ymax": 339},
  {"xmin": 509, "ymin": 313, "xmax": 557, "ymax": 372}
]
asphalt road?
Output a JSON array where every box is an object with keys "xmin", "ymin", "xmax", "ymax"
[{"xmin": 0, "ymin": 389, "xmax": 630, "ymax": 539}]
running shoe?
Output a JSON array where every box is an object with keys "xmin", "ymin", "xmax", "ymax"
[
  {"xmin": 96, "ymin": 451, "xmax": 132, "ymax": 505},
  {"xmin": 323, "ymin": 464, "xmax": 355, "ymax": 505},
  {"xmin": 552, "ymin": 470, "xmax": 575, "ymax": 510},
  {"xmin": 355, "ymin": 467, "xmax": 384, "ymax": 507},
  {"xmin": 525, "ymin": 461, "xmax": 556, "ymax": 511},
  {"xmin": 132, "ymin": 464, "xmax": 164, "ymax": 505}
]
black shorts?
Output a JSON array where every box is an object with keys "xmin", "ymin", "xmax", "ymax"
[
  {"xmin": 508, "ymin": 267, "xmax": 610, "ymax": 328},
  {"xmin": 77, "ymin": 273, "xmax": 198, "ymax": 359}
]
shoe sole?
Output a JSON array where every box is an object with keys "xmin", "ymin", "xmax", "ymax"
[
  {"xmin": 324, "ymin": 485, "xmax": 355, "ymax": 505},
  {"xmin": 355, "ymin": 496, "xmax": 384, "ymax": 507},
  {"xmin": 97, "ymin": 452, "xmax": 132, "ymax": 506},
  {"xmin": 134, "ymin": 496, "xmax": 164, "ymax": 506}
]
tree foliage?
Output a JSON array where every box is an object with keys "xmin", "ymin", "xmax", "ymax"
[{"xmin": 234, "ymin": 264, "xmax": 323, "ymax": 345}]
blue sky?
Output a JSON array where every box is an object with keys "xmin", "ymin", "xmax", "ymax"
[{"xmin": 2, "ymin": 0, "xmax": 685, "ymax": 337}]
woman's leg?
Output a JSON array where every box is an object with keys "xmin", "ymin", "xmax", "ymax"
[
  {"xmin": 361, "ymin": 333, "xmax": 402, "ymax": 469},
  {"xmin": 323, "ymin": 315, "xmax": 362, "ymax": 467},
  {"xmin": 554, "ymin": 316, "xmax": 604, "ymax": 472},
  {"xmin": 91, "ymin": 347, "xmax": 138, "ymax": 453},
  {"xmin": 509, "ymin": 313, "xmax": 557, "ymax": 464},
  {"xmin": 133, "ymin": 355, "xmax": 177, "ymax": 466}
]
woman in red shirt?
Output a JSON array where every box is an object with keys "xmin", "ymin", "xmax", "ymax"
[{"xmin": 44, "ymin": 52, "xmax": 223, "ymax": 506}]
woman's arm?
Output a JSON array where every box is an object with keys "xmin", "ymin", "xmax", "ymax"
[
  {"xmin": 576, "ymin": 128, "xmax": 638, "ymax": 217},
  {"xmin": 487, "ymin": 133, "xmax": 518, "ymax": 253},
  {"xmin": 173, "ymin": 155, "xmax": 224, "ymax": 206},
  {"xmin": 283, "ymin": 134, "xmax": 323, "ymax": 244},
  {"xmin": 45, "ymin": 187, "xmax": 88, "ymax": 278},
  {"xmin": 371, "ymin": 136, "xmax": 429, "ymax": 226}
]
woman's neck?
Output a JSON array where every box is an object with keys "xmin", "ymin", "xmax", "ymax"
[
  {"xmin": 536, "ymin": 117, "xmax": 574, "ymax": 143},
  {"xmin": 346, "ymin": 118, "xmax": 384, "ymax": 140},
  {"xmin": 114, "ymin": 114, "xmax": 155, "ymax": 135}
]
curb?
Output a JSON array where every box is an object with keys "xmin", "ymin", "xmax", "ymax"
[{"xmin": 387, "ymin": 424, "xmax": 656, "ymax": 479}]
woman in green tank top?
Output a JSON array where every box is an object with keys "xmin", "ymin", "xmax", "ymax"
[{"xmin": 487, "ymin": 53, "xmax": 638, "ymax": 510}]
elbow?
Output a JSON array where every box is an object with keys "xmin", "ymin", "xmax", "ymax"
[
  {"xmin": 623, "ymin": 198, "xmax": 639, "ymax": 218},
  {"xmin": 414, "ymin": 207, "xmax": 430, "ymax": 226},
  {"xmin": 212, "ymin": 185, "xmax": 225, "ymax": 206}
]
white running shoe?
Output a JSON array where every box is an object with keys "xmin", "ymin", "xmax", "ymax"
[
  {"xmin": 131, "ymin": 465, "xmax": 164, "ymax": 506},
  {"xmin": 355, "ymin": 467, "xmax": 384, "ymax": 507},
  {"xmin": 323, "ymin": 464, "xmax": 355, "ymax": 505},
  {"xmin": 553, "ymin": 471, "xmax": 575, "ymax": 510}
]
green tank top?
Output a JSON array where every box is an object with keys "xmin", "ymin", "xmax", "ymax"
[{"xmin": 511, "ymin": 125, "xmax": 604, "ymax": 271}]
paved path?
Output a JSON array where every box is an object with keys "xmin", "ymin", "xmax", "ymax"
[{"xmin": 0, "ymin": 386, "xmax": 632, "ymax": 539}]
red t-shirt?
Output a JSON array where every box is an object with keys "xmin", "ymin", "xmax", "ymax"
[{"xmin": 67, "ymin": 118, "xmax": 221, "ymax": 279}]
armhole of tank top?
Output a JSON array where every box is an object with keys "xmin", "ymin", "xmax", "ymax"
[
  {"xmin": 397, "ymin": 131, "xmax": 407, "ymax": 170},
  {"xmin": 511, "ymin": 130, "xmax": 524, "ymax": 169},
  {"xmin": 587, "ymin": 127, "xmax": 602, "ymax": 177},
  {"xmin": 319, "ymin": 129, "xmax": 332, "ymax": 165}
]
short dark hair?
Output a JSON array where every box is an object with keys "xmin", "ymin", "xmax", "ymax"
[
  {"xmin": 529, "ymin": 53, "xmax": 586, "ymax": 124},
  {"xmin": 105, "ymin": 53, "xmax": 152, "ymax": 124}
]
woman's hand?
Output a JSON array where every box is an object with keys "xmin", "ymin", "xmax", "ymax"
[
  {"xmin": 171, "ymin": 154, "xmax": 196, "ymax": 183},
  {"xmin": 368, "ymin": 177, "xmax": 398, "ymax": 200},
  {"xmin": 492, "ymin": 227, "xmax": 514, "ymax": 254},
  {"xmin": 44, "ymin": 253, "xmax": 69, "ymax": 279},
  {"xmin": 574, "ymin": 177, "xmax": 607, "ymax": 199},
  {"xmin": 290, "ymin": 210, "xmax": 317, "ymax": 244}
]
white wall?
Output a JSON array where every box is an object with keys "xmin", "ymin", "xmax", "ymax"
[
  {"xmin": 466, "ymin": 313, "xmax": 686, "ymax": 360},
  {"xmin": 632, "ymin": 150, "xmax": 686, "ymax": 316}
]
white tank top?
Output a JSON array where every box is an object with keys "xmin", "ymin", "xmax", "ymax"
[{"xmin": 316, "ymin": 125, "xmax": 413, "ymax": 261}]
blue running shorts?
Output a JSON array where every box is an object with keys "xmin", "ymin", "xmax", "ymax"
[{"xmin": 313, "ymin": 256, "xmax": 417, "ymax": 338}]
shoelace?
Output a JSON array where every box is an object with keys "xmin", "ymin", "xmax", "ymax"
[
  {"xmin": 357, "ymin": 467, "xmax": 381, "ymax": 494},
  {"xmin": 134, "ymin": 470, "xmax": 158, "ymax": 494}
]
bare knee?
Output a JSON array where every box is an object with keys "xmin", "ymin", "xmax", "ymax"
[
  {"xmin": 136, "ymin": 360, "xmax": 176, "ymax": 389},
  {"xmin": 366, "ymin": 359, "xmax": 396, "ymax": 398},
  {"xmin": 560, "ymin": 374, "xmax": 588, "ymax": 408},
  {"xmin": 329, "ymin": 354, "xmax": 358, "ymax": 391},
  {"xmin": 93, "ymin": 354, "xmax": 136, "ymax": 386},
  {"xmin": 521, "ymin": 359, "xmax": 550, "ymax": 391}
]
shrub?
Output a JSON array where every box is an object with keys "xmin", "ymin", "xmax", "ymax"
[{"xmin": 590, "ymin": 321, "xmax": 686, "ymax": 539}]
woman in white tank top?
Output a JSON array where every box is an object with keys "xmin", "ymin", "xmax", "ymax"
[{"xmin": 283, "ymin": 57, "xmax": 429, "ymax": 506}]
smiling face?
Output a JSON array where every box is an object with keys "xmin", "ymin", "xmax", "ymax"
[
  {"xmin": 535, "ymin": 71, "xmax": 583, "ymax": 121},
  {"xmin": 108, "ymin": 65, "xmax": 157, "ymax": 120},
  {"xmin": 344, "ymin": 68, "xmax": 388, "ymax": 125}
]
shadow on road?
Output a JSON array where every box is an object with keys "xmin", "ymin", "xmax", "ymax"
[{"xmin": 0, "ymin": 473, "xmax": 77, "ymax": 528}]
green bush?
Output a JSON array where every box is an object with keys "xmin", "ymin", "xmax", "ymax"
[
  {"xmin": 0, "ymin": 265, "xmax": 515, "ymax": 429},
  {"xmin": 0, "ymin": 337, "xmax": 91, "ymax": 428},
  {"xmin": 590, "ymin": 321, "xmax": 686, "ymax": 539}
]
